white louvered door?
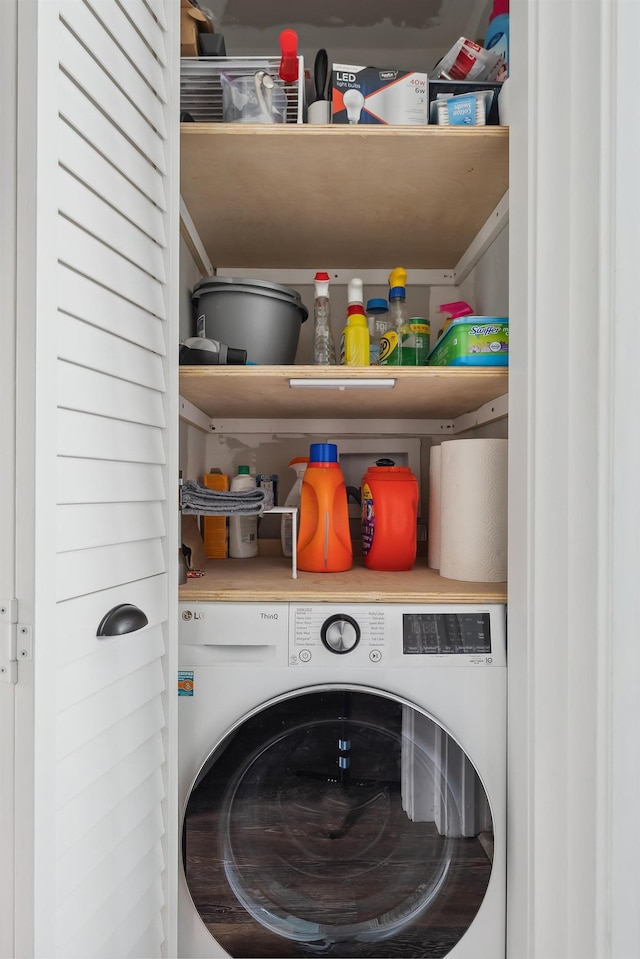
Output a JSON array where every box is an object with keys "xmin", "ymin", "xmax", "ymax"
[{"xmin": 13, "ymin": 2, "xmax": 179, "ymax": 956}]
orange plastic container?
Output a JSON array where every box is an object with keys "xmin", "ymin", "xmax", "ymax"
[
  {"xmin": 202, "ymin": 471, "xmax": 229, "ymax": 558},
  {"xmin": 297, "ymin": 444, "xmax": 353, "ymax": 573},
  {"xmin": 361, "ymin": 461, "xmax": 419, "ymax": 571}
]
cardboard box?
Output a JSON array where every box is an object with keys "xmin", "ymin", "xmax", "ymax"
[
  {"xmin": 331, "ymin": 64, "xmax": 429, "ymax": 125},
  {"xmin": 181, "ymin": 0, "xmax": 213, "ymax": 57}
]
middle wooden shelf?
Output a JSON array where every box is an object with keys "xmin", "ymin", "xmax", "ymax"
[{"xmin": 179, "ymin": 365, "xmax": 509, "ymax": 421}]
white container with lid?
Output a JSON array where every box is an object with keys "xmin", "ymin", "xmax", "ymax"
[{"xmin": 229, "ymin": 466, "xmax": 258, "ymax": 558}]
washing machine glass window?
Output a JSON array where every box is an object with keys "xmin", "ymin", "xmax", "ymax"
[{"xmin": 182, "ymin": 687, "xmax": 495, "ymax": 958}]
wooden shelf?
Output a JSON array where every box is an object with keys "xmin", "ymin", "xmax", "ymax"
[
  {"xmin": 180, "ymin": 124, "xmax": 509, "ymax": 270},
  {"xmin": 179, "ymin": 365, "xmax": 508, "ymax": 421},
  {"xmin": 179, "ymin": 555, "xmax": 507, "ymax": 605}
]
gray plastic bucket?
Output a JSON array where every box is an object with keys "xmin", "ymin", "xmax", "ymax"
[{"xmin": 191, "ymin": 277, "xmax": 308, "ymax": 365}]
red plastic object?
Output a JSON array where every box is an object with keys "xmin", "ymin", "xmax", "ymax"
[
  {"xmin": 361, "ymin": 465, "xmax": 419, "ymax": 571},
  {"xmin": 279, "ymin": 29, "xmax": 299, "ymax": 82},
  {"xmin": 489, "ymin": 0, "xmax": 509, "ymax": 19},
  {"xmin": 439, "ymin": 301, "xmax": 474, "ymax": 320}
]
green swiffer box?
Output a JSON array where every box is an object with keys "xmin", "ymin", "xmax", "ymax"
[{"xmin": 427, "ymin": 317, "xmax": 509, "ymax": 366}]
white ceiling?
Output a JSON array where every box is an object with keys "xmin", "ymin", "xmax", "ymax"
[{"xmin": 201, "ymin": 0, "xmax": 493, "ymax": 73}]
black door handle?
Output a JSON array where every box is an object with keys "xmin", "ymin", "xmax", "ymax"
[{"xmin": 97, "ymin": 603, "xmax": 149, "ymax": 637}]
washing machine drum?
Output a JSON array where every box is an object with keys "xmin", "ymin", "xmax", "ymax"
[{"xmin": 183, "ymin": 688, "xmax": 494, "ymax": 958}]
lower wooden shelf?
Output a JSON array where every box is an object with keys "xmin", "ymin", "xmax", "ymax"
[{"xmin": 178, "ymin": 554, "xmax": 507, "ymax": 605}]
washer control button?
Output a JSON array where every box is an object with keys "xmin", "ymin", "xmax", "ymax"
[
  {"xmin": 369, "ymin": 649, "xmax": 382, "ymax": 663},
  {"xmin": 299, "ymin": 649, "xmax": 312, "ymax": 663},
  {"xmin": 321, "ymin": 615, "xmax": 361, "ymax": 654}
]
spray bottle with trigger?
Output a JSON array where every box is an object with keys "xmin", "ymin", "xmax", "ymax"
[
  {"xmin": 341, "ymin": 278, "xmax": 370, "ymax": 366},
  {"xmin": 380, "ymin": 267, "xmax": 408, "ymax": 366}
]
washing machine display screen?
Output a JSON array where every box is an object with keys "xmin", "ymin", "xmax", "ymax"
[{"xmin": 403, "ymin": 613, "xmax": 492, "ymax": 655}]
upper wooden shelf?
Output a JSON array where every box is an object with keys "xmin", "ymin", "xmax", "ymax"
[
  {"xmin": 180, "ymin": 124, "xmax": 509, "ymax": 270},
  {"xmin": 178, "ymin": 365, "xmax": 508, "ymax": 421}
]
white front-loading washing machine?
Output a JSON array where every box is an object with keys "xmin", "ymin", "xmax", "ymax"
[{"xmin": 178, "ymin": 602, "xmax": 506, "ymax": 959}]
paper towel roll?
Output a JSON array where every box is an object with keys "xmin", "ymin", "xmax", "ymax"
[
  {"xmin": 427, "ymin": 445, "xmax": 442, "ymax": 569},
  {"xmin": 439, "ymin": 439, "xmax": 508, "ymax": 582}
]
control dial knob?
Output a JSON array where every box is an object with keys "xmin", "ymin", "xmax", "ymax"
[{"xmin": 321, "ymin": 614, "xmax": 361, "ymax": 654}]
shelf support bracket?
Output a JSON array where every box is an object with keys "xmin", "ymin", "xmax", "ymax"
[{"xmin": 453, "ymin": 190, "xmax": 509, "ymax": 286}]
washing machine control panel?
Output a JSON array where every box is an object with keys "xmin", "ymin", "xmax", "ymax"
[
  {"xmin": 289, "ymin": 604, "xmax": 506, "ymax": 668},
  {"xmin": 320, "ymin": 614, "xmax": 361, "ymax": 654}
]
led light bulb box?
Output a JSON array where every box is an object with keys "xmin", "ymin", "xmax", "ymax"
[{"xmin": 331, "ymin": 64, "xmax": 429, "ymax": 125}]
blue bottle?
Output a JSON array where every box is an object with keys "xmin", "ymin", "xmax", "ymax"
[{"xmin": 484, "ymin": 0, "xmax": 509, "ymax": 79}]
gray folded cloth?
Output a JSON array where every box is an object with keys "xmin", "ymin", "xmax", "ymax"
[{"xmin": 181, "ymin": 478, "xmax": 274, "ymax": 515}]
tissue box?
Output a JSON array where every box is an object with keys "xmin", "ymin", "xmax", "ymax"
[
  {"xmin": 332, "ymin": 64, "xmax": 429, "ymax": 125},
  {"xmin": 427, "ymin": 318, "xmax": 509, "ymax": 366}
]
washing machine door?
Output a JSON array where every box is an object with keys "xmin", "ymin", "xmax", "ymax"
[{"xmin": 183, "ymin": 686, "xmax": 494, "ymax": 958}]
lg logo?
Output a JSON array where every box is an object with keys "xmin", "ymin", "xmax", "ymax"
[{"xmin": 182, "ymin": 610, "xmax": 205, "ymax": 621}]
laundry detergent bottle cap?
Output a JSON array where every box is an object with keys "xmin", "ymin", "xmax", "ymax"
[
  {"xmin": 237, "ymin": 464, "xmax": 250, "ymax": 475},
  {"xmin": 309, "ymin": 442, "xmax": 338, "ymax": 463}
]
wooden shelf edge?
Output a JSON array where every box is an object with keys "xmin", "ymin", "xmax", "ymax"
[
  {"xmin": 178, "ymin": 365, "xmax": 509, "ymax": 422},
  {"xmin": 181, "ymin": 123, "xmax": 509, "ymax": 141},
  {"xmin": 179, "ymin": 556, "xmax": 507, "ymax": 605}
]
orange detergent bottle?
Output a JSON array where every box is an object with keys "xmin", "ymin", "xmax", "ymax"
[
  {"xmin": 297, "ymin": 443, "xmax": 353, "ymax": 573},
  {"xmin": 361, "ymin": 459, "xmax": 419, "ymax": 571}
]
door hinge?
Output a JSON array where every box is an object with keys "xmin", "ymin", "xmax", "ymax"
[{"xmin": 0, "ymin": 599, "xmax": 31, "ymax": 684}]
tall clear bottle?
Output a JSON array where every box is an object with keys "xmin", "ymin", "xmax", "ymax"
[
  {"xmin": 312, "ymin": 271, "xmax": 336, "ymax": 365},
  {"xmin": 380, "ymin": 267, "xmax": 408, "ymax": 366}
]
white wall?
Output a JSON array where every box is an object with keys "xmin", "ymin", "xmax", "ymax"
[{"xmin": 203, "ymin": 0, "xmax": 493, "ymax": 76}]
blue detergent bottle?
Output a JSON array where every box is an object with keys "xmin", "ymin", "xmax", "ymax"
[{"xmin": 484, "ymin": 0, "xmax": 509, "ymax": 79}]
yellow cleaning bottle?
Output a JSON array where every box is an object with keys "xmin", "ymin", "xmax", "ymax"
[{"xmin": 341, "ymin": 277, "xmax": 370, "ymax": 366}]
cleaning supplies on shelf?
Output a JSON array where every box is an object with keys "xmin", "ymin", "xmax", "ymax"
[
  {"xmin": 312, "ymin": 271, "xmax": 336, "ymax": 365},
  {"xmin": 436, "ymin": 300, "xmax": 474, "ymax": 340},
  {"xmin": 428, "ymin": 316, "xmax": 509, "ymax": 366},
  {"xmin": 297, "ymin": 443, "xmax": 353, "ymax": 573},
  {"xmin": 202, "ymin": 471, "xmax": 229, "ymax": 558},
  {"xmin": 484, "ymin": 0, "xmax": 509, "ymax": 80},
  {"xmin": 401, "ymin": 318, "xmax": 431, "ymax": 366},
  {"xmin": 366, "ymin": 298, "xmax": 391, "ymax": 365},
  {"xmin": 281, "ymin": 456, "xmax": 309, "ymax": 557},
  {"xmin": 229, "ymin": 466, "xmax": 259, "ymax": 558},
  {"xmin": 361, "ymin": 459, "xmax": 419, "ymax": 571},
  {"xmin": 380, "ymin": 267, "xmax": 408, "ymax": 366},
  {"xmin": 341, "ymin": 278, "xmax": 370, "ymax": 366}
]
